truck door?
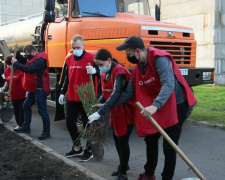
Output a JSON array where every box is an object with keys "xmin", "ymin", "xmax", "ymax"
[{"xmin": 45, "ymin": 20, "xmax": 68, "ymax": 68}]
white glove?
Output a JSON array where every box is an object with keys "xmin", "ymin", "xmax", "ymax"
[
  {"xmin": 86, "ymin": 66, "xmax": 96, "ymax": 74},
  {"xmin": 88, "ymin": 112, "xmax": 101, "ymax": 123},
  {"xmin": 11, "ymin": 57, "xmax": 17, "ymax": 64},
  {"xmin": 58, "ymin": 94, "xmax": 65, "ymax": 105},
  {"xmin": 0, "ymin": 87, "xmax": 5, "ymax": 93}
]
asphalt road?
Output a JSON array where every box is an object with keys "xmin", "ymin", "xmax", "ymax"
[{"xmin": 5, "ymin": 105, "xmax": 225, "ymax": 180}]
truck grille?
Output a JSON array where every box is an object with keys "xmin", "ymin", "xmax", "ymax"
[{"xmin": 149, "ymin": 41, "xmax": 195, "ymax": 67}]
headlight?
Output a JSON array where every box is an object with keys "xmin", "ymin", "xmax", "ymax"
[{"xmin": 203, "ymin": 72, "xmax": 211, "ymax": 81}]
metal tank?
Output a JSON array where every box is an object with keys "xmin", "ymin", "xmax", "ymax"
[{"xmin": 0, "ymin": 16, "xmax": 43, "ymax": 51}]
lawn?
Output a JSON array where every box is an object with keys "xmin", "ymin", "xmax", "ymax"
[{"xmin": 188, "ymin": 84, "xmax": 225, "ymax": 129}]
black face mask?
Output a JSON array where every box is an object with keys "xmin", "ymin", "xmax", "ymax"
[
  {"xmin": 27, "ymin": 55, "xmax": 34, "ymax": 60},
  {"xmin": 127, "ymin": 55, "xmax": 139, "ymax": 64}
]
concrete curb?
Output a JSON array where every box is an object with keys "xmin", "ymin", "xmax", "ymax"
[
  {"xmin": 3, "ymin": 123, "xmax": 106, "ymax": 180},
  {"xmin": 187, "ymin": 120, "xmax": 225, "ymax": 130}
]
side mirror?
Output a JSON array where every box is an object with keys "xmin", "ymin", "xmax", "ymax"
[
  {"xmin": 43, "ymin": 10, "xmax": 55, "ymax": 23},
  {"xmin": 155, "ymin": 4, "xmax": 161, "ymax": 21},
  {"xmin": 44, "ymin": 0, "xmax": 55, "ymax": 11}
]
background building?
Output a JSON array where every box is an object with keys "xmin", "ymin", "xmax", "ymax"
[
  {"xmin": 0, "ymin": 0, "xmax": 44, "ymax": 24},
  {"xmin": 150, "ymin": 0, "xmax": 225, "ymax": 85}
]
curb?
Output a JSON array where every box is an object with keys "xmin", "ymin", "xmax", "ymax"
[
  {"xmin": 3, "ymin": 123, "xmax": 106, "ymax": 180},
  {"xmin": 187, "ymin": 120, "xmax": 225, "ymax": 130}
]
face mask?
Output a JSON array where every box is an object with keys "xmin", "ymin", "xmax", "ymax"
[
  {"xmin": 127, "ymin": 55, "xmax": 139, "ymax": 64},
  {"xmin": 100, "ymin": 66, "xmax": 111, "ymax": 73},
  {"xmin": 9, "ymin": 65, "xmax": 13, "ymax": 69},
  {"xmin": 27, "ymin": 55, "xmax": 34, "ymax": 60},
  {"xmin": 73, "ymin": 49, "xmax": 83, "ymax": 57}
]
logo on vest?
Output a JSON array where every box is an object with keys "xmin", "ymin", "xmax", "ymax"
[
  {"xmin": 102, "ymin": 88, "xmax": 113, "ymax": 92},
  {"xmin": 139, "ymin": 77, "xmax": 155, "ymax": 86},
  {"xmin": 70, "ymin": 66, "xmax": 82, "ymax": 69},
  {"xmin": 7, "ymin": 75, "xmax": 18, "ymax": 79}
]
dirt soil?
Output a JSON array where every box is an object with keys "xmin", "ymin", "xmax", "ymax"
[{"xmin": 0, "ymin": 124, "xmax": 93, "ymax": 180}]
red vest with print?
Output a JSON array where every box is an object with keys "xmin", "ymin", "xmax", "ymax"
[
  {"xmin": 101, "ymin": 64, "xmax": 136, "ymax": 137},
  {"xmin": 4, "ymin": 67, "xmax": 26, "ymax": 100},
  {"xmin": 66, "ymin": 52, "xmax": 95, "ymax": 101},
  {"xmin": 132, "ymin": 48, "xmax": 196, "ymax": 137},
  {"xmin": 23, "ymin": 52, "xmax": 50, "ymax": 94}
]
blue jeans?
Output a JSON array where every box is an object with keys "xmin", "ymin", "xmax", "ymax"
[{"xmin": 22, "ymin": 88, "xmax": 50, "ymax": 133}]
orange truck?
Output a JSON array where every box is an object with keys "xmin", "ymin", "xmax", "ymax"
[{"xmin": 0, "ymin": 0, "xmax": 214, "ymax": 115}]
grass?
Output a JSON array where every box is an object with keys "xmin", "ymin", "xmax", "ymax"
[{"xmin": 188, "ymin": 84, "xmax": 225, "ymax": 128}]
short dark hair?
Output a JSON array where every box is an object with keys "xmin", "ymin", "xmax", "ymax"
[
  {"xmin": 23, "ymin": 44, "xmax": 37, "ymax": 53},
  {"xmin": 94, "ymin": 49, "xmax": 112, "ymax": 61}
]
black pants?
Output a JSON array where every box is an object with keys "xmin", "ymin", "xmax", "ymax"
[
  {"xmin": 66, "ymin": 101, "xmax": 89, "ymax": 147},
  {"xmin": 113, "ymin": 124, "xmax": 134, "ymax": 175},
  {"xmin": 12, "ymin": 99, "xmax": 25, "ymax": 127},
  {"xmin": 144, "ymin": 101, "xmax": 189, "ymax": 180}
]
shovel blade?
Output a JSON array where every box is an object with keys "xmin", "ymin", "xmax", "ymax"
[
  {"xmin": 1, "ymin": 104, "xmax": 14, "ymax": 123},
  {"xmin": 92, "ymin": 141, "xmax": 104, "ymax": 161}
]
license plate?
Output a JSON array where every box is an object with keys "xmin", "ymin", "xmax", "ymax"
[{"xmin": 180, "ymin": 69, "xmax": 188, "ymax": 75}]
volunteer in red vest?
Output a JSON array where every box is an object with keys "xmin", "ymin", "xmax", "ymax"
[
  {"xmin": 11, "ymin": 44, "xmax": 51, "ymax": 140},
  {"xmin": 0, "ymin": 55, "xmax": 26, "ymax": 130},
  {"xmin": 114, "ymin": 36, "xmax": 197, "ymax": 180},
  {"xmin": 58, "ymin": 34, "xmax": 99, "ymax": 162},
  {"xmin": 88, "ymin": 49, "xmax": 136, "ymax": 180}
]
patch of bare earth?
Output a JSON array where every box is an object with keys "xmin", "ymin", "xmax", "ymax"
[{"xmin": 0, "ymin": 124, "xmax": 93, "ymax": 180}]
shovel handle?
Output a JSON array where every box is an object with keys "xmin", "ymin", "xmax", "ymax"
[
  {"xmin": 135, "ymin": 102, "xmax": 206, "ymax": 180},
  {"xmin": 8, "ymin": 52, "xmax": 16, "ymax": 97},
  {"xmin": 87, "ymin": 63, "xmax": 95, "ymax": 93}
]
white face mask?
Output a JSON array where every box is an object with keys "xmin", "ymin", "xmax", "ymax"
[{"xmin": 73, "ymin": 49, "xmax": 83, "ymax": 57}]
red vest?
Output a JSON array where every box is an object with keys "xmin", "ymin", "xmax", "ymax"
[
  {"xmin": 66, "ymin": 52, "xmax": 95, "ymax": 101},
  {"xmin": 101, "ymin": 64, "xmax": 135, "ymax": 137},
  {"xmin": 4, "ymin": 67, "xmax": 26, "ymax": 100},
  {"xmin": 132, "ymin": 48, "xmax": 196, "ymax": 137},
  {"xmin": 23, "ymin": 52, "xmax": 50, "ymax": 94}
]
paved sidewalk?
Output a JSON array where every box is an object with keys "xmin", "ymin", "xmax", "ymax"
[{"xmin": 3, "ymin": 105, "xmax": 225, "ymax": 180}]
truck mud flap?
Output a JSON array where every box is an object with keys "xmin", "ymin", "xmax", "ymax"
[{"xmin": 54, "ymin": 83, "xmax": 65, "ymax": 121}]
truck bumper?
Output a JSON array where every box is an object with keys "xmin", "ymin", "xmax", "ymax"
[{"xmin": 181, "ymin": 68, "xmax": 215, "ymax": 87}]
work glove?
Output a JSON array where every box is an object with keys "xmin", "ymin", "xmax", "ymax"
[
  {"xmin": 11, "ymin": 57, "xmax": 17, "ymax": 64},
  {"xmin": 86, "ymin": 66, "xmax": 96, "ymax": 75},
  {"xmin": 0, "ymin": 87, "xmax": 5, "ymax": 93},
  {"xmin": 58, "ymin": 94, "xmax": 65, "ymax": 105},
  {"xmin": 88, "ymin": 112, "xmax": 100, "ymax": 123}
]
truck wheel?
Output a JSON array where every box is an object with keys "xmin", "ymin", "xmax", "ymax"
[
  {"xmin": 186, "ymin": 106, "xmax": 194, "ymax": 119},
  {"xmin": 186, "ymin": 87, "xmax": 194, "ymax": 118}
]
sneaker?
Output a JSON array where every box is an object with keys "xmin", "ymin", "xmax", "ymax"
[
  {"xmin": 79, "ymin": 149, "xmax": 93, "ymax": 162},
  {"xmin": 115, "ymin": 174, "xmax": 128, "ymax": 180},
  {"xmin": 38, "ymin": 132, "xmax": 51, "ymax": 140},
  {"xmin": 137, "ymin": 173, "xmax": 156, "ymax": 180},
  {"xmin": 14, "ymin": 126, "xmax": 30, "ymax": 134},
  {"xmin": 65, "ymin": 147, "xmax": 83, "ymax": 158},
  {"xmin": 112, "ymin": 165, "xmax": 130, "ymax": 176},
  {"xmin": 14, "ymin": 126, "xmax": 22, "ymax": 130}
]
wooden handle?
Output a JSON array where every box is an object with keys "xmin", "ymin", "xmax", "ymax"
[
  {"xmin": 8, "ymin": 52, "xmax": 16, "ymax": 96},
  {"xmin": 87, "ymin": 63, "xmax": 93, "ymax": 84},
  {"xmin": 87, "ymin": 63, "xmax": 95, "ymax": 94},
  {"xmin": 135, "ymin": 102, "xmax": 206, "ymax": 180}
]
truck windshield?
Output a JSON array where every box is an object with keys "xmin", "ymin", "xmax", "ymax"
[
  {"xmin": 118, "ymin": 0, "xmax": 150, "ymax": 16},
  {"xmin": 71, "ymin": 0, "xmax": 117, "ymax": 17}
]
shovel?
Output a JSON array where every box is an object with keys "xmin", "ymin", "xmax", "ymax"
[
  {"xmin": 135, "ymin": 102, "xmax": 206, "ymax": 180},
  {"xmin": 87, "ymin": 63, "xmax": 104, "ymax": 161},
  {"xmin": 0, "ymin": 52, "xmax": 16, "ymax": 123}
]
